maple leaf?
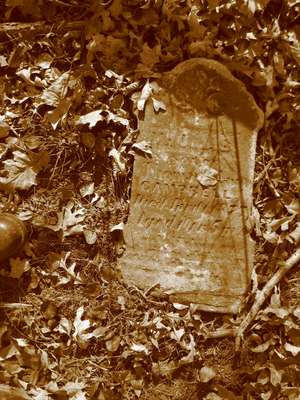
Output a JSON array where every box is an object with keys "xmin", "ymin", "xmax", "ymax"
[
  {"xmin": 45, "ymin": 98, "xmax": 72, "ymax": 130},
  {"xmin": 76, "ymin": 110, "xmax": 128, "ymax": 129},
  {"xmin": 140, "ymin": 43, "xmax": 161, "ymax": 70},
  {"xmin": 76, "ymin": 110, "xmax": 104, "ymax": 128},
  {"xmin": 39, "ymin": 72, "xmax": 70, "ymax": 107},
  {"xmin": 106, "ymin": 110, "xmax": 129, "ymax": 126},
  {"xmin": 0, "ymin": 150, "xmax": 49, "ymax": 190}
]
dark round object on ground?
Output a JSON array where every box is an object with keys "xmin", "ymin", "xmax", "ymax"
[{"xmin": 0, "ymin": 213, "xmax": 27, "ymax": 261}]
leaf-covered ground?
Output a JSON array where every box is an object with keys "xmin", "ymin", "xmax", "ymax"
[{"xmin": 0, "ymin": 1, "xmax": 299, "ymax": 399}]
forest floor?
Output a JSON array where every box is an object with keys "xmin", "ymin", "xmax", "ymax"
[{"xmin": 0, "ymin": 1, "xmax": 300, "ymax": 399}]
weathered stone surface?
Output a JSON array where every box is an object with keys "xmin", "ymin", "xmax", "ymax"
[{"xmin": 121, "ymin": 59, "xmax": 263, "ymax": 313}]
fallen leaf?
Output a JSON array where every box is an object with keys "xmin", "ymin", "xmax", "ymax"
[
  {"xmin": 204, "ymin": 393, "xmax": 222, "ymax": 400},
  {"xmin": 130, "ymin": 141, "xmax": 153, "ymax": 159},
  {"xmin": 284, "ymin": 342, "xmax": 300, "ymax": 356},
  {"xmin": 45, "ymin": 98, "xmax": 72, "ymax": 130},
  {"xmin": 70, "ymin": 392, "xmax": 87, "ymax": 400},
  {"xmin": 269, "ymin": 364, "xmax": 282, "ymax": 386},
  {"xmin": 140, "ymin": 43, "xmax": 161, "ymax": 71},
  {"xmin": 152, "ymin": 97, "xmax": 166, "ymax": 112},
  {"xmin": 64, "ymin": 382, "xmax": 86, "ymax": 398},
  {"xmin": 57, "ymin": 317, "xmax": 72, "ymax": 337},
  {"xmin": 106, "ymin": 335, "xmax": 121, "ymax": 352},
  {"xmin": 40, "ymin": 72, "xmax": 70, "ymax": 107},
  {"xmin": 110, "ymin": 222, "xmax": 124, "ymax": 233},
  {"xmin": 199, "ymin": 366, "xmax": 216, "ymax": 383},
  {"xmin": 0, "ymin": 117, "xmax": 10, "ymax": 138},
  {"xmin": 9, "ymin": 258, "xmax": 30, "ymax": 279},
  {"xmin": 83, "ymin": 229, "xmax": 97, "ymax": 245},
  {"xmin": 0, "ymin": 343, "xmax": 19, "ymax": 361},
  {"xmin": 109, "ymin": 148, "xmax": 126, "ymax": 173},
  {"xmin": 29, "ymin": 387, "xmax": 51, "ymax": 400},
  {"xmin": 0, "ymin": 55, "xmax": 8, "ymax": 67},
  {"xmin": 48, "ymin": 201, "xmax": 86, "ymax": 237},
  {"xmin": 173, "ymin": 303, "xmax": 189, "ymax": 310},
  {"xmin": 16, "ymin": 67, "xmax": 35, "ymax": 86},
  {"xmin": 73, "ymin": 306, "xmax": 94, "ymax": 343},
  {"xmin": 76, "ymin": 110, "xmax": 104, "ymax": 128},
  {"xmin": 137, "ymin": 81, "xmax": 152, "ymax": 111},
  {"xmin": 80, "ymin": 182, "xmax": 95, "ymax": 197},
  {"xmin": 130, "ymin": 343, "xmax": 149, "ymax": 354},
  {"xmin": 0, "ymin": 384, "xmax": 31, "ymax": 400},
  {"xmin": 180, "ymin": 334, "xmax": 196, "ymax": 365},
  {"xmin": 35, "ymin": 53, "xmax": 53, "ymax": 69},
  {"xmin": 152, "ymin": 360, "xmax": 177, "ymax": 377},
  {"xmin": 106, "ymin": 111, "xmax": 129, "ymax": 126},
  {"xmin": 57, "ymin": 261, "xmax": 82, "ymax": 285},
  {"xmin": 170, "ymin": 328, "xmax": 185, "ymax": 342},
  {"xmin": 251, "ymin": 339, "xmax": 273, "ymax": 353},
  {"xmin": 0, "ymin": 150, "xmax": 49, "ymax": 190},
  {"xmin": 130, "ymin": 378, "xmax": 144, "ymax": 398}
]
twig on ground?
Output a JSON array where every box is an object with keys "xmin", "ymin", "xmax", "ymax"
[
  {"xmin": 205, "ymin": 327, "xmax": 237, "ymax": 339},
  {"xmin": 128, "ymin": 284, "xmax": 168, "ymax": 306},
  {"xmin": 235, "ymin": 226, "xmax": 300, "ymax": 350},
  {"xmin": 0, "ymin": 303, "xmax": 32, "ymax": 309},
  {"xmin": 0, "ymin": 21, "xmax": 84, "ymax": 34}
]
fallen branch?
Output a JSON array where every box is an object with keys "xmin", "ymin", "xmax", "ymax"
[
  {"xmin": 0, "ymin": 302, "xmax": 32, "ymax": 309},
  {"xmin": 235, "ymin": 230, "xmax": 300, "ymax": 350},
  {"xmin": 0, "ymin": 20, "xmax": 84, "ymax": 35},
  {"xmin": 206, "ymin": 327, "xmax": 237, "ymax": 339}
]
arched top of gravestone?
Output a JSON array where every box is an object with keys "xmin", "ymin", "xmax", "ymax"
[{"xmin": 162, "ymin": 58, "xmax": 263, "ymax": 131}]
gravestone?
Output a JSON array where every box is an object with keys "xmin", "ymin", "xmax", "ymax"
[{"xmin": 121, "ymin": 59, "xmax": 263, "ymax": 313}]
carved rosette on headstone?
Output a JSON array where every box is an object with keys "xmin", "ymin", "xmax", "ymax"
[{"xmin": 121, "ymin": 59, "xmax": 263, "ymax": 313}]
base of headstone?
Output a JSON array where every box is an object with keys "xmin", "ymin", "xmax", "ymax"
[{"xmin": 121, "ymin": 58, "xmax": 263, "ymax": 313}]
